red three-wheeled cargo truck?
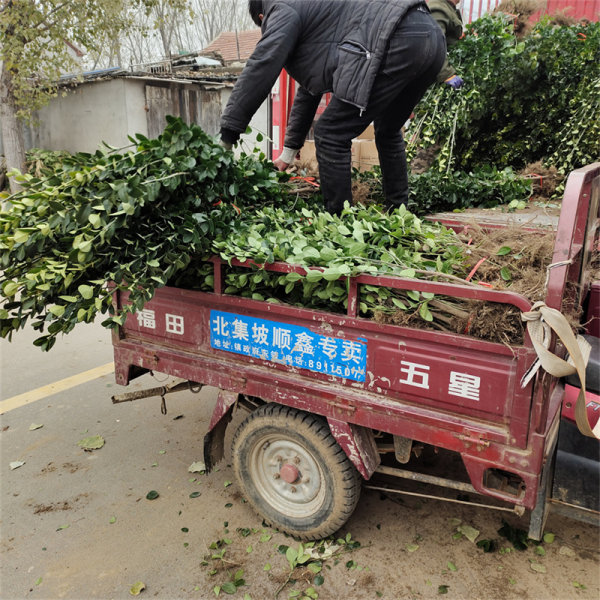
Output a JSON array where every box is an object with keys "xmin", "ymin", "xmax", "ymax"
[{"xmin": 111, "ymin": 163, "xmax": 600, "ymax": 540}]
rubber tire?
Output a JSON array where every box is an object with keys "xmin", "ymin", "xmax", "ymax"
[{"xmin": 231, "ymin": 403, "xmax": 362, "ymax": 540}]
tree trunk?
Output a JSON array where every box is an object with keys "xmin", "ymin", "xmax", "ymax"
[{"xmin": 0, "ymin": 63, "xmax": 26, "ymax": 193}]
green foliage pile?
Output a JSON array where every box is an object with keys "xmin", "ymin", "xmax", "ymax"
[
  {"xmin": 1, "ymin": 118, "xmax": 553, "ymax": 351},
  {"xmin": 0, "ymin": 117, "xmax": 286, "ymax": 350},
  {"xmin": 202, "ymin": 202, "xmax": 464, "ymax": 322},
  {"xmin": 409, "ymin": 14, "xmax": 600, "ymax": 178},
  {"xmin": 354, "ymin": 165, "xmax": 533, "ymax": 215}
]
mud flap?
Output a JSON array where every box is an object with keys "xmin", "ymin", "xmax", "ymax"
[
  {"xmin": 203, "ymin": 390, "xmax": 240, "ymax": 472},
  {"xmin": 327, "ymin": 418, "xmax": 380, "ymax": 479}
]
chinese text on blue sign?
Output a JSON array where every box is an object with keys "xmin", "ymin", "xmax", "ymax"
[{"xmin": 210, "ymin": 310, "xmax": 367, "ymax": 382}]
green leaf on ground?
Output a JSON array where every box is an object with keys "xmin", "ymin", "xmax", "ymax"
[
  {"xmin": 498, "ymin": 521, "xmax": 528, "ymax": 550},
  {"xmin": 543, "ymin": 532, "xmax": 555, "ymax": 544},
  {"xmin": 130, "ymin": 582, "xmax": 146, "ymax": 596},
  {"xmin": 476, "ymin": 539, "xmax": 496, "ymax": 552},
  {"xmin": 146, "ymin": 490, "xmax": 159, "ymax": 500},
  {"xmin": 221, "ymin": 581, "xmax": 237, "ymax": 594},
  {"xmin": 530, "ymin": 562, "xmax": 546, "ymax": 574},
  {"xmin": 189, "ymin": 461, "xmax": 206, "ymax": 473},
  {"xmin": 438, "ymin": 585, "xmax": 449, "ymax": 594},
  {"xmin": 447, "ymin": 561, "xmax": 458, "ymax": 572},
  {"xmin": 77, "ymin": 435, "xmax": 104, "ymax": 451},
  {"xmin": 457, "ymin": 524, "xmax": 480, "ymax": 543}
]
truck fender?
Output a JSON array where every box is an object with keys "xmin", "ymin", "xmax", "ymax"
[
  {"xmin": 203, "ymin": 389, "xmax": 240, "ymax": 472},
  {"xmin": 327, "ymin": 418, "xmax": 381, "ymax": 479}
]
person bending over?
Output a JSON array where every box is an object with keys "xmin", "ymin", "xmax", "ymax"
[{"xmin": 220, "ymin": 0, "xmax": 445, "ymax": 214}]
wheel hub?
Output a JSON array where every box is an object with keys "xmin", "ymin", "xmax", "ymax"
[
  {"xmin": 249, "ymin": 436, "xmax": 324, "ymax": 516},
  {"xmin": 279, "ymin": 463, "xmax": 300, "ymax": 484}
]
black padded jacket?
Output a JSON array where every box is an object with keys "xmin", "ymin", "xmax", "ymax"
[{"xmin": 220, "ymin": 0, "xmax": 424, "ymax": 147}]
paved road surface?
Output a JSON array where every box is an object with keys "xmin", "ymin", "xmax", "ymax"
[{"xmin": 1, "ymin": 321, "xmax": 598, "ymax": 599}]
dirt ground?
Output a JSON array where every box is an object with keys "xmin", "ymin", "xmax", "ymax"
[
  {"xmin": 1, "ymin": 323, "xmax": 599, "ymax": 600},
  {"xmin": 1, "ymin": 386, "xmax": 598, "ymax": 600}
]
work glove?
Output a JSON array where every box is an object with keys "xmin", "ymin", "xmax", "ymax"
[
  {"xmin": 273, "ymin": 146, "xmax": 299, "ymax": 171},
  {"xmin": 220, "ymin": 127, "xmax": 240, "ymax": 150},
  {"xmin": 445, "ymin": 75, "xmax": 464, "ymax": 89}
]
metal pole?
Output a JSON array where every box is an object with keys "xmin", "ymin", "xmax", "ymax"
[
  {"xmin": 364, "ymin": 484, "xmax": 525, "ymax": 515},
  {"xmin": 375, "ymin": 464, "xmax": 478, "ymax": 493}
]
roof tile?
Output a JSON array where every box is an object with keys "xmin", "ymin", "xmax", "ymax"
[{"xmin": 202, "ymin": 29, "xmax": 262, "ymax": 63}]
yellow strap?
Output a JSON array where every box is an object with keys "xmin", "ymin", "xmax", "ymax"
[{"xmin": 522, "ymin": 302, "xmax": 598, "ymax": 439}]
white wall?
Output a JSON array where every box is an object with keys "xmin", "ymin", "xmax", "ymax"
[
  {"xmin": 220, "ymin": 87, "xmax": 270, "ymax": 158},
  {"xmin": 3, "ymin": 77, "xmax": 269, "ymax": 158},
  {"xmin": 29, "ymin": 78, "xmax": 148, "ymax": 154}
]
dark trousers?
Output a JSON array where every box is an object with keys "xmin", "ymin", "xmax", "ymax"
[{"xmin": 314, "ymin": 7, "xmax": 446, "ymax": 214}]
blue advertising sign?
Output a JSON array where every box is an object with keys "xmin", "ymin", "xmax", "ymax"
[{"xmin": 210, "ymin": 310, "xmax": 367, "ymax": 382}]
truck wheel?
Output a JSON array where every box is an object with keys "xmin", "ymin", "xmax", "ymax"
[{"xmin": 231, "ymin": 403, "xmax": 361, "ymax": 540}]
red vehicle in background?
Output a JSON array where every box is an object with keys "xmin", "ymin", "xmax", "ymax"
[{"xmin": 111, "ymin": 163, "xmax": 599, "ymax": 540}]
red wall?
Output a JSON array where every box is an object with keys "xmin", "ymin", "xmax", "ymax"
[
  {"xmin": 535, "ymin": 0, "xmax": 600, "ymax": 21},
  {"xmin": 464, "ymin": 0, "xmax": 599, "ymax": 23}
]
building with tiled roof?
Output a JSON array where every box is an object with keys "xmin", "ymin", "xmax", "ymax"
[{"xmin": 201, "ymin": 28, "xmax": 261, "ymax": 64}]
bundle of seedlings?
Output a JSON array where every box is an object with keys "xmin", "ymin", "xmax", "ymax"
[
  {"xmin": 407, "ymin": 14, "xmax": 600, "ymax": 186},
  {"xmin": 203, "ymin": 201, "xmax": 557, "ymax": 345},
  {"xmin": 1, "ymin": 119, "xmax": 566, "ymax": 351},
  {"xmin": 0, "ymin": 117, "xmax": 289, "ymax": 350},
  {"xmin": 373, "ymin": 222, "xmax": 558, "ymax": 344}
]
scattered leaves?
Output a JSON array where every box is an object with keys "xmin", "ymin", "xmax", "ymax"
[
  {"xmin": 498, "ymin": 521, "xmax": 528, "ymax": 550},
  {"xmin": 77, "ymin": 435, "xmax": 104, "ymax": 451},
  {"xmin": 189, "ymin": 461, "xmax": 206, "ymax": 473},
  {"xmin": 476, "ymin": 539, "xmax": 496, "ymax": 553},
  {"xmin": 130, "ymin": 581, "xmax": 146, "ymax": 596},
  {"xmin": 457, "ymin": 524, "xmax": 480, "ymax": 543}
]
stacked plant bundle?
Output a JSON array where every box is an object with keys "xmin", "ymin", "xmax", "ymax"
[
  {"xmin": 1, "ymin": 118, "xmax": 556, "ymax": 350},
  {"xmin": 0, "ymin": 117, "xmax": 287, "ymax": 350},
  {"xmin": 406, "ymin": 12, "xmax": 600, "ymax": 206}
]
